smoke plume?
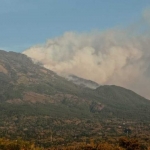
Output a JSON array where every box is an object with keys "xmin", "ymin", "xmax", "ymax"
[{"xmin": 23, "ymin": 12, "xmax": 150, "ymax": 99}]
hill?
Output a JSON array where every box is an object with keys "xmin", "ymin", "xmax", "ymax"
[{"xmin": 0, "ymin": 50, "xmax": 150, "ymax": 147}]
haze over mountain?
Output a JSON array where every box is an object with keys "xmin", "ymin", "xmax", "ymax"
[
  {"xmin": 1, "ymin": 49, "xmax": 150, "ymax": 119},
  {"xmin": 66, "ymin": 75, "xmax": 100, "ymax": 89},
  {"xmin": 23, "ymin": 9, "xmax": 150, "ymax": 99},
  {"xmin": 1, "ymin": 1, "xmax": 150, "ymax": 99}
]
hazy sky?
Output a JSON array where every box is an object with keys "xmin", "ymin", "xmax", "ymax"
[{"xmin": 0, "ymin": 0, "xmax": 150, "ymax": 52}]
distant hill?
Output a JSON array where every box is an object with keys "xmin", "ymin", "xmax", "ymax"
[{"xmin": 0, "ymin": 50, "xmax": 150, "ymax": 146}]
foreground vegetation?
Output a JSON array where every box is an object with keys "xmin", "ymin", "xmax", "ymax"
[
  {"xmin": 0, "ymin": 137, "xmax": 149, "ymax": 150},
  {"xmin": 1, "ymin": 49, "xmax": 150, "ymax": 150},
  {"xmin": 1, "ymin": 103, "xmax": 150, "ymax": 149}
]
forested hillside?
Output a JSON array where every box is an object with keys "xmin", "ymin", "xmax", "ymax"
[{"xmin": 0, "ymin": 50, "xmax": 150, "ymax": 149}]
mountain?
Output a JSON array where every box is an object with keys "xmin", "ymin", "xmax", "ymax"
[
  {"xmin": 0, "ymin": 50, "xmax": 150, "ymax": 147},
  {"xmin": 66, "ymin": 74, "xmax": 100, "ymax": 89}
]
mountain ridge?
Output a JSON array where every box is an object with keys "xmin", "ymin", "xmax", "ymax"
[
  {"xmin": 0, "ymin": 50, "xmax": 150, "ymax": 146},
  {"xmin": 0, "ymin": 50, "xmax": 149, "ymax": 114}
]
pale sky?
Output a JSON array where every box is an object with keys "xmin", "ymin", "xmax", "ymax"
[{"xmin": 0, "ymin": 0, "xmax": 150, "ymax": 52}]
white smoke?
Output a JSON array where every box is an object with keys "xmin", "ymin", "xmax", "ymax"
[{"xmin": 23, "ymin": 12, "xmax": 150, "ymax": 99}]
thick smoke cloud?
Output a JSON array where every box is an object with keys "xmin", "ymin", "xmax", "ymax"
[{"xmin": 23, "ymin": 14, "xmax": 150, "ymax": 99}]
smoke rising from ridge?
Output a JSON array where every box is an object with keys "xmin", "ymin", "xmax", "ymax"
[{"xmin": 23, "ymin": 13, "xmax": 150, "ymax": 99}]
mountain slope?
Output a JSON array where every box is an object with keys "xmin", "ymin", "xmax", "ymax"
[
  {"xmin": 0, "ymin": 50, "xmax": 150, "ymax": 146},
  {"xmin": 0, "ymin": 49, "xmax": 150, "ymax": 118}
]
